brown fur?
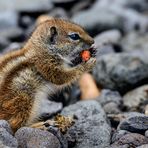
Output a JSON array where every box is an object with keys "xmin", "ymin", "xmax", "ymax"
[{"xmin": 0, "ymin": 17, "xmax": 96, "ymax": 132}]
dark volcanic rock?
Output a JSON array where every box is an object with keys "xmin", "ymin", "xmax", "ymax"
[
  {"xmin": 15, "ymin": 127, "xmax": 62, "ymax": 148},
  {"xmin": 118, "ymin": 115, "xmax": 148, "ymax": 134},
  {"xmin": 61, "ymin": 100, "xmax": 111, "ymax": 148},
  {"xmin": 93, "ymin": 49, "xmax": 148, "ymax": 93},
  {"xmin": 111, "ymin": 133, "xmax": 148, "ymax": 147}
]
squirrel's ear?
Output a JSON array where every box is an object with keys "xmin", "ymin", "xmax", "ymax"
[
  {"xmin": 50, "ymin": 26, "xmax": 57, "ymax": 44},
  {"xmin": 36, "ymin": 15, "xmax": 54, "ymax": 25}
]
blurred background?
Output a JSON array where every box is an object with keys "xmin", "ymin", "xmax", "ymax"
[{"xmin": 0, "ymin": 0, "xmax": 148, "ymax": 53}]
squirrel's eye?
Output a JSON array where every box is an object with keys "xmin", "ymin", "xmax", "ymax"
[{"xmin": 68, "ymin": 33, "xmax": 80, "ymax": 40}]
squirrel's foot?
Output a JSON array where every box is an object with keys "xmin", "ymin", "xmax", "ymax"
[
  {"xmin": 30, "ymin": 114, "xmax": 75, "ymax": 133},
  {"xmin": 82, "ymin": 57, "xmax": 96, "ymax": 72}
]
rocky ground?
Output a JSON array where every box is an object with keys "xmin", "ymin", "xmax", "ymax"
[{"xmin": 0, "ymin": 0, "xmax": 148, "ymax": 148}]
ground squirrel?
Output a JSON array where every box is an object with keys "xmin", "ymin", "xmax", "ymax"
[{"xmin": 0, "ymin": 16, "xmax": 96, "ymax": 132}]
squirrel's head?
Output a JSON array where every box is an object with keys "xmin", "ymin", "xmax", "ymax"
[{"xmin": 27, "ymin": 16, "xmax": 94, "ymax": 66}]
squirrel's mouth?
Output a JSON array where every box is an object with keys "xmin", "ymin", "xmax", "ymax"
[{"xmin": 71, "ymin": 46, "xmax": 96, "ymax": 66}]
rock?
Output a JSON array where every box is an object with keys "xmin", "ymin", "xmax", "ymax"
[
  {"xmin": 123, "ymin": 85, "xmax": 148, "ymax": 111},
  {"xmin": 98, "ymin": 89, "xmax": 122, "ymax": 106},
  {"xmin": 103, "ymin": 102, "xmax": 121, "ymax": 114},
  {"xmin": 94, "ymin": 30, "xmax": 122, "ymax": 46},
  {"xmin": 0, "ymin": 11, "xmax": 18, "ymax": 30},
  {"xmin": 1, "ymin": 27, "xmax": 24, "ymax": 42},
  {"xmin": 121, "ymin": 31, "xmax": 148, "ymax": 52},
  {"xmin": 145, "ymin": 130, "xmax": 148, "ymax": 138},
  {"xmin": 108, "ymin": 112, "xmax": 145, "ymax": 129},
  {"xmin": 72, "ymin": 6, "xmax": 121, "ymax": 36},
  {"xmin": 111, "ymin": 133, "xmax": 148, "ymax": 147},
  {"xmin": 137, "ymin": 144, "xmax": 148, "ymax": 148},
  {"xmin": 118, "ymin": 115, "xmax": 148, "ymax": 134},
  {"xmin": 0, "ymin": 128, "xmax": 18, "ymax": 148},
  {"xmin": 40, "ymin": 100, "xmax": 63, "ymax": 120},
  {"xmin": 95, "ymin": 45, "xmax": 115, "ymax": 58},
  {"xmin": 112, "ymin": 130, "xmax": 131, "ymax": 143},
  {"xmin": 48, "ymin": 8, "xmax": 69, "ymax": 19},
  {"xmin": 1, "ymin": 42, "xmax": 22, "ymax": 55},
  {"xmin": 72, "ymin": 0, "xmax": 148, "ymax": 35},
  {"xmin": 61, "ymin": 100, "xmax": 111, "ymax": 148},
  {"xmin": 51, "ymin": 0, "xmax": 77, "ymax": 3},
  {"xmin": 93, "ymin": 49, "xmax": 148, "ymax": 93},
  {"xmin": 145, "ymin": 105, "xmax": 148, "ymax": 115},
  {"xmin": 0, "ymin": 120, "xmax": 13, "ymax": 135},
  {"xmin": 0, "ymin": 0, "xmax": 53, "ymax": 12},
  {"xmin": 0, "ymin": 37, "xmax": 10, "ymax": 51},
  {"xmin": 15, "ymin": 127, "xmax": 62, "ymax": 148},
  {"xmin": 96, "ymin": 89, "xmax": 122, "ymax": 114}
]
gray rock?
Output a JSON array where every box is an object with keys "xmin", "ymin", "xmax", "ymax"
[
  {"xmin": 0, "ymin": 11, "xmax": 18, "ymax": 30},
  {"xmin": 111, "ymin": 133, "xmax": 148, "ymax": 147},
  {"xmin": 40, "ymin": 100, "xmax": 63, "ymax": 119},
  {"xmin": 0, "ymin": 128, "xmax": 18, "ymax": 148},
  {"xmin": 0, "ymin": 37, "xmax": 10, "ymax": 51},
  {"xmin": 72, "ymin": 6, "xmax": 121, "ymax": 35},
  {"xmin": 48, "ymin": 8, "xmax": 69, "ymax": 19},
  {"xmin": 98, "ymin": 89, "xmax": 122, "ymax": 106},
  {"xmin": 118, "ymin": 115, "xmax": 148, "ymax": 134},
  {"xmin": 72, "ymin": 0, "xmax": 148, "ymax": 34},
  {"xmin": 0, "ymin": 120, "xmax": 13, "ymax": 135},
  {"xmin": 121, "ymin": 32, "xmax": 148, "ymax": 52},
  {"xmin": 93, "ymin": 50, "xmax": 148, "ymax": 93},
  {"xmin": 94, "ymin": 30, "xmax": 122, "ymax": 46},
  {"xmin": 123, "ymin": 85, "xmax": 148, "ymax": 111},
  {"xmin": 112, "ymin": 130, "xmax": 131, "ymax": 143},
  {"xmin": 61, "ymin": 100, "xmax": 111, "ymax": 148},
  {"xmin": 0, "ymin": 0, "xmax": 53, "ymax": 12},
  {"xmin": 103, "ymin": 102, "xmax": 121, "ymax": 114},
  {"xmin": 137, "ymin": 144, "xmax": 148, "ymax": 148},
  {"xmin": 51, "ymin": 0, "xmax": 77, "ymax": 3},
  {"xmin": 145, "ymin": 130, "xmax": 148, "ymax": 138},
  {"xmin": 15, "ymin": 127, "xmax": 61, "ymax": 148},
  {"xmin": 1, "ymin": 27, "xmax": 24, "ymax": 41}
]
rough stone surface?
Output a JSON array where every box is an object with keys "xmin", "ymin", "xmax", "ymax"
[
  {"xmin": 15, "ymin": 127, "xmax": 61, "ymax": 148},
  {"xmin": 137, "ymin": 144, "xmax": 148, "ymax": 148},
  {"xmin": 112, "ymin": 130, "xmax": 131, "ymax": 143},
  {"xmin": 61, "ymin": 100, "xmax": 111, "ymax": 148},
  {"xmin": 103, "ymin": 102, "xmax": 121, "ymax": 114},
  {"xmin": 0, "ymin": 128, "xmax": 18, "ymax": 148},
  {"xmin": 145, "ymin": 130, "xmax": 148, "ymax": 138},
  {"xmin": 98, "ymin": 89, "xmax": 122, "ymax": 106},
  {"xmin": 93, "ymin": 49, "xmax": 148, "ymax": 93},
  {"xmin": 111, "ymin": 133, "xmax": 148, "ymax": 147},
  {"xmin": 123, "ymin": 85, "xmax": 148, "ymax": 111},
  {"xmin": 0, "ymin": 120, "xmax": 13, "ymax": 135},
  {"xmin": 118, "ymin": 115, "xmax": 148, "ymax": 134}
]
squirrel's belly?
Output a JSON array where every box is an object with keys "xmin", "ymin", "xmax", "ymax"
[{"xmin": 26, "ymin": 82, "xmax": 58, "ymax": 125}]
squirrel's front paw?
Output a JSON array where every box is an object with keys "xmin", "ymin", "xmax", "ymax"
[{"xmin": 82, "ymin": 57, "xmax": 96, "ymax": 72}]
